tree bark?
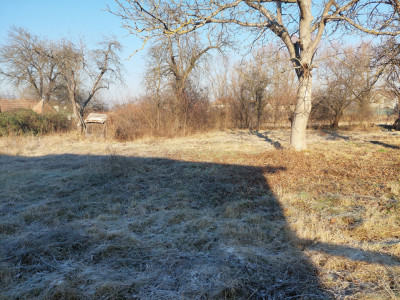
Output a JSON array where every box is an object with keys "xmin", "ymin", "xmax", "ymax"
[
  {"xmin": 68, "ymin": 87, "xmax": 85, "ymax": 132},
  {"xmin": 331, "ymin": 111, "xmax": 342, "ymax": 129},
  {"xmin": 290, "ymin": 73, "xmax": 312, "ymax": 151}
]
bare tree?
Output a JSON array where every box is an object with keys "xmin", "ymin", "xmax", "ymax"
[
  {"xmin": 144, "ymin": 43, "xmax": 168, "ymax": 132},
  {"xmin": 144, "ymin": 31, "xmax": 226, "ymax": 134},
  {"xmin": 80, "ymin": 39, "xmax": 123, "ymax": 117},
  {"xmin": 53, "ymin": 40, "xmax": 85, "ymax": 126},
  {"xmin": 374, "ymin": 37, "xmax": 400, "ymax": 115},
  {"xmin": 231, "ymin": 68, "xmax": 254, "ymax": 128},
  {"xmin": 55, "ymin": 38, "xmax": 123, "ymax": 129},
  {"xmin": 313, "ymin": 44, "xmax": 385, "ymax": 128},
  {"xmin": 0, "ymin": 27, "xmax": 60, "ymax": 101},
  {"xmin": 246, "ymin": 51, "xmax": 271, "ymax": 130},
  {"xmin": 110, "ymin": 0, "xmax": 400, "ymax": 150},
  {"xmin": 231, "ymin": 51, "xmax": 271, "ymax": 129},
  {"xmin": 268, "ymin": 49, "xmax": 297, "ymax": 128},
  {"xmin": 216, "ymin": 46, "xmax": 295, "ymax": 129}
]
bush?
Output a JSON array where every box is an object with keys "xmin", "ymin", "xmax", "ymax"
[
  {"xmin": 0, "ymin": 110, "xmax": 71, "ymax": 136},
  {"xmin": 108, "ymin": 103, "xmax": 150, "ymax": 141},
  {"xmin": 109, "ymin": 99, "xmax": 218, "ymax": 141}
]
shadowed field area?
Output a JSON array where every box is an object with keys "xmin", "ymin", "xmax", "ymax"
[
  {"xmin": 0, "ymin": 154, "xmax": 325, "ymax": 299},
  {"xmin": 1, "ymin": 130, "xmax": 400, "ymax": 299}
]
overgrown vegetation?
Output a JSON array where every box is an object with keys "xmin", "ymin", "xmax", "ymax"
[
  {"xmin": 0, "ymin": 130, "xmax": 399, "ymax": 299},
  {"xmin": 0, "ymin": 110, "xmax": 70, "ymax": 136},
  {"xmin": 110, "ymin": 0, "xmax": 400, "ymax": 150},
  {"xmin": 109, "ymin": 99, "xmax": 213, "ymax": 141},
  {"xmin": 0, "ymin": 27, "xmax": 122, "ymax": 128}
]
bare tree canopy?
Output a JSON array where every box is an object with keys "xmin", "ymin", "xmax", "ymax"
[
  {"xmin": 313, "ymin": 44, "xmax": 381, "ymax": 128},
  {"xmin": 55, "ymin": 38, "xmax": 123, "ymax": 129},
  {"xmin": 0, "ymin": 27, "xmax": 60, "ymax": 101},
  {"xmin": 374, "ymin": 37, "xmax": 400, "ymax": 115},
  {"xmin": 0, "ymin": 27, "xmax": 123, "ymax": 131},
  {"xmin": 143, "ymin": 29, "xmax": 227, "ymax": 134},
  {"xmin": 232, "ymin": 50, "xmax": 271, "ymax": 129},
  {"xmin": 110, "ymin": 0, "xmax": 400, "ymax": 150}
]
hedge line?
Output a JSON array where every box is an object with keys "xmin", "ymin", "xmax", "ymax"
[{"xmin": 0, "ymin": 110, "xmax": 71, "ymax": 136}]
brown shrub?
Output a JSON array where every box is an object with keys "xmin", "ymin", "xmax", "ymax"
[{"xmin": 109, "ymin": 98, "xmax": 219, "ymax": 141}]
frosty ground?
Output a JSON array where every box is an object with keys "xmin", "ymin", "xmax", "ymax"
[{"xmin": 1, "ymin": 129, "xmax": 399, "ymax": 299}]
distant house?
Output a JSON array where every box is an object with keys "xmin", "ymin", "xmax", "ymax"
[
  {"xmin": 0, "ymin": 98, "xmax": 58, "ymax": 114},
  {"xmin": 32, "ymin": 99, "xmax": 58, "ymax": 114},
  {"xmin": 212, "ymin": 97, "xmax": 232, "ymax": 110},
  {"xmin": 370, "ymin": 91, "xmax": 398, "ymax": 116},
  {"xmin": 0, "ymin": 99, "xmax": 38, "ymax": 113}
]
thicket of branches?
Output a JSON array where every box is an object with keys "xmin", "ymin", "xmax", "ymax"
[
  {"xmin": 109, "ymin": 0, "xmax": 400, "ymax": 149},
  {"xmin": 0, "ymin": 27, "xmax": 123, "ymax": 129},
  {"xmin": 110, "ymin": 39, "xmax": 400, "ymax": 141},
  {"xmin": 2, "ymin": 15, "xmax": 400, "ymax": 140}
]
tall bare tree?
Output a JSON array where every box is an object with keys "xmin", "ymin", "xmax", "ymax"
[
  {"xmin": 231, "ymin": 51, "xmax": 271, "ymax": 129},
  {"xmin": 55, "ymin": 38, "xmax": 123, "ymax": 129},
  {"xmin": 54, "ymin": 40, "xmax": 85, "ymax": 125},
  {"xmin": 0, "ymin": 28, "xmax": 123, "ymax": 129},
  {"xmin": 0, "ymin": 27, "xmax": 60, "ymax": 101},
  {"xmin": 268, "ymin": 48, "xmax": 297, "ymax": 128},
  {"xmin": 80, "ymin": 39, "xmax": 123, "ymax": 117},
  {"xmin": 144, "ymin": 43, "xmax": 168, "ymax": 131},
  {"xmin": 314, "ymin": 44, "xmax": 379, "ymax": 128},
  {"xmin": 111, "ymin": 0, "xmax": 400, "ymax": 150},
  {"xmin": 144, "ymin": 31, "xmax": 226, "ymax": 133},
  {"xmin": 374, "ymin": 37, "xmax": 400, "ymax": 115}
]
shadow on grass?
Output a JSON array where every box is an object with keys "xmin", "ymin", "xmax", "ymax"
[
  {"xmin": 0, "ymin": 154, "xmax": 398, "ymax": 299},
  {"xmin": 321, "ymin": 130, "xmax": 350, "ymax": 141},
  {"xmin": 301, "ymin": 240, "xmax": 400, "ymax": 265},
  {"xmin": 377, "ymin": 124, "xmax": 395, "ymax": 131},
  {"xmin": 369, "ymin": 140, "xmax": 400, "ymax": 150},
  {"xmin": 251, "ymin": 130, "xmax": 283, "ymax": 149}
]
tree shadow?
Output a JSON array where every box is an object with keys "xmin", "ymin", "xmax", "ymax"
[
  {"xmin": 377, "ymin": 124, "xmax": 395, "ymax": 131},
  {"xmin": 0, "ymin": 154, "xmax": 398, "ymax": 298},
  {"xmin": 321, "ymin": 130, "xmax": 350, "ymax": 141},
  {"xmin": 369, "ymin": 140, "xmax": 400, "ymax": 149},
  {"xmin": 300, "ymin": 240, "xmax": 400, "ymax": 265},
  {"xmin": 251, "ymin": 130, "xmax": 283, "ymax": 149}
]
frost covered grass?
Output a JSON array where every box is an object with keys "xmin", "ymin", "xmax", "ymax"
[{"xmin": 0, "ymin": 129, "xmax": 399, "ymax": 299}]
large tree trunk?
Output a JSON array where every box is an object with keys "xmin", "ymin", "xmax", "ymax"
[
  {"xmin": 70, "ymin": 92, "xmax": 79, "ymax": 122},
  {"xmin": 290, "ymin": 74, "xmax": 312, "ymax": 151},
  {"xmin": 331, "ymin": 111, "xmax": 342, "ymax": 129},
  {"xmin": 69, "ymin": 89, "xmax": 85, "ymax": 133},
  {"xmin": 256, "ymin": 97, "xmax": 263, "ymax": 130}
]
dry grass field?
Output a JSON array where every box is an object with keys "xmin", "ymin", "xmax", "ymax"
[{"xmin": 0, "ymin": 128, "xmax": 399, "ymax": 299}]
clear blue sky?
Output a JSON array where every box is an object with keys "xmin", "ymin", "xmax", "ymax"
[
  {"xmin": 0, "ymin": 0, "xmax": 146, "ymax": 103},
  {"xmin": 0, "ymin": 1, "xmax": 374, "ymax": 104}
]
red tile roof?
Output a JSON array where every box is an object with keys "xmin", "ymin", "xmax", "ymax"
[{"xmin": 0, "ymin": 99, "xmax": 38, "ymax": 112}]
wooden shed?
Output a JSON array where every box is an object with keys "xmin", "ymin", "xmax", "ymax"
[{"xmin": 84, "ymin": 113, "xmax": 108, "ymax": 138}]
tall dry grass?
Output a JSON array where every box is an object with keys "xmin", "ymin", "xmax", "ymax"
[{"xmin": 108, "ymin": 98, "xmax": 216, "ymax": 141}]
